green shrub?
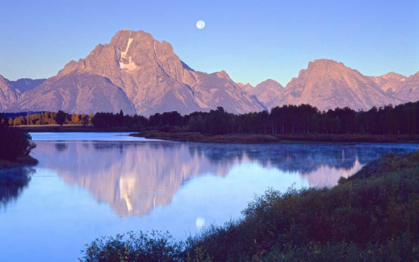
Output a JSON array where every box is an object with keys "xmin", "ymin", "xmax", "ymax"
[
  {"xmin": 80, "ymin": 231, "xmax": 186, "ymax": 262},
  {"xmin": 257, "ymin": 234, "xmax": 419, "ymax": 262}
]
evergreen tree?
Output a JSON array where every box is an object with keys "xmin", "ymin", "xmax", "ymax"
[
  {"xmin": 81, "ymin": 114, "xmax": 88, "ymax": 127},
  {"xmin": 119, "ymin": 110, "xmax": 124, "ymax": 127},
  {"xmin": 55, "ymin": 110, "xmax": 67, "ymax": 126}
]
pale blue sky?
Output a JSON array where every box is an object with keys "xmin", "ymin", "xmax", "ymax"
[{"xmin": 0, "ymin": 0, "xmax": 418, "ymax": 86}]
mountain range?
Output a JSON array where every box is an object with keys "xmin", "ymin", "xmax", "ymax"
[{"xmin": 1, "ymin": 29, "xmax": 418, "ymax": 115}]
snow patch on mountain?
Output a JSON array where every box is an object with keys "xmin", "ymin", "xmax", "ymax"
[
  {"xmin": 120, "ymin": 57, "xmax": 139, "ymax": 71},
  {"xmin": 121, "ymin": 37, "xmax": 133, "ymax": 59},
  {"xmin": 119, "ymin": 37, "xmax": 138, "ymax": 71}
]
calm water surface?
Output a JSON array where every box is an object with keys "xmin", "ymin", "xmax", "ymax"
[{"xmin": 1, "ymin": 132, "xmax": 418, "ymax": 262}]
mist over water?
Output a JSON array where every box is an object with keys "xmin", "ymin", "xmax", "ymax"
[{"xmin": 0, "ymin": 133, "xmax": 417, "ymax": 262}]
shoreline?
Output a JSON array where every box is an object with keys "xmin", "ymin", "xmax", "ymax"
[
  {"xmin": 0, "ymin": 155, "xmax": 39, "ymax": 170},
  {"xmin": 17, "ymin": 125, "xmax": 133, "ymax": 133},
  {"xmin": 131, "ymin": 131, "xmax": 419, "ymax": 144},
  {"xmin": 13, "ymin": 126, "xmax": 419, "ymax": 144}
]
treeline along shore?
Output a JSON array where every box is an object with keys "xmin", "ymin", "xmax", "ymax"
[{"xmin": 2, "ymin": 100, "xmax": 419, "ymax": 143}]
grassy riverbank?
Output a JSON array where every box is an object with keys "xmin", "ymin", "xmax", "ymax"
[
  {"xmin": 80, "ymin": 150, "xmax": 419, "ymax": 261},
  {"xmin": 132, "ymin": 131, "xmax": 280, "ymax": 143},
  {"xmin": 132, "ymin": 130, "xmax": 419, "ymax": 144},
  {"xmin": 16, "ymin": 125, "xmax": 419, "ymax": 144}
]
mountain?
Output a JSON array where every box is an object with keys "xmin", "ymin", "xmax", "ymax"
[
  {"xmin": 369, "ymin": 72, "xmax": 419, "ymax": 103},
  {"xmin": 236, "ymin": 82, "xmax": 246, "ymax": 88},
  {"xmin": 0, "ymin": 75, "xmax": 20, "ymax": 110},
  {"xmin": 1, "ymin": 30, "xmax": 417, "ymax": 114},
  {"xmin": 248, "ymin": 79, "xmax": 284, "ymax": 109},
  {"xmin": 239, "ymin": 83, "xmax": 254, "ymax": 93},
  {"xmin": 0, "ymin": 76, "xmax": 46, "ymax": 111},
  {"xmin": 278, "ymin": 59, "xmax": 401, "ymax": 111},
  {"xmin": 396, "ymin": 72, "xmax": 419, "ymax": 102},
  {"xmin": 14, "ymin": 73, "xmax": 137, "ymax": 114},
  {"xmin": 9, "ymin": 30, "xmax": 262, "ymax": 115},
  {"xmin": 370, "ymin": 72, "xmax": 407, "ymax": 95},
  {"xmin": 9, "ymin": 78, "xmax": 46, "ymax": 93}
]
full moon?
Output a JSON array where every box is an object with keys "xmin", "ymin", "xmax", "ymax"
[
  {"xmin": 196, "ymin": 217, "xmax": 205, "ymax": 229},
  {"xmin": 196, "ymin": 20, "xmax": 205, "ymax": 30}
]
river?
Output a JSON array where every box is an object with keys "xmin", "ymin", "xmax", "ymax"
[{"xmin": 0, "ymin": 132, "xmax": 417, "ymax": 262}]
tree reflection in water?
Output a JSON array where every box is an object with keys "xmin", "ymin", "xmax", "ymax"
[{"xmin": 0, "ymin": 167, "xmax": 35, "ymax": 208}]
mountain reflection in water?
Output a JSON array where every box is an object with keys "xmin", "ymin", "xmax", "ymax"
[{"xmin": 33, "ymin": 141, "xmax": 417, "ymax": 217}]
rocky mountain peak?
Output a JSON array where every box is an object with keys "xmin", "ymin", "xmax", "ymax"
[
  {"xmin": 110, "ymin": 30, "xmax": 154, "ymax": 47},
  {"xmin": 0, "ymin": 74, "xmax": 7, "ymax": 83},
  {"xmin": 236, "ymin": 82, "xmax": 246, "ymax": 88},
  {"xmin": 216, "ymin": 70, "xmax": 232, "ymax": 80},
  {"xmin": 0, "ymin": 75, "xmax": 20, "ymax": 110},
  {"xmin": 282, "ymin": 59, "xmax": 399, "ymax": 111},
  {"xmin": 370, "ymin": 71, "xmax": 408, "ymax": 93},
  {"xmin": 7, "ymin": 29, "xmax": 263, "ymax": 115},
  {"xmin": 385, "ymin": 72, "xmax": 406, "ymax": 79},
  {"xmin": 308, "ymin": 59, "xmax": 342, "ymax": 68},
  {"xmin": 247, "ymin": 79, "xmax": 284, "ymax": 109},
  {"xmin": 305, "ymin": 59, "xmax": 353, "ymax": 76},
  {"xmin": 9, "ymin": 78, "xmax": 46, "ymax": 93},
  {"xmin": 256, "ymin": 79, "xmax": 283, "ymax": 88},
  {"xmin": 2, "ymin": 30, "xmax": 416, "ymax": 115},
  {"xmin": 240, "ymin": 83, "xmax": 254, "ymax": 92}
]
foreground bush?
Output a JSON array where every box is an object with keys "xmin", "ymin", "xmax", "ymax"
[
  {"xmin": 259, "ymin": 234, "xmax": 419, "ymax": 261},
  {"xmin": 80, "ymin": 231, "xmax": 186, "ymax": 262},
  {"xmin": 0, "ymin": 127, "xmax": 36, "ymax": 162},
  {"xmin": 80, "ymin": 151, "xmax": 419, "ymax": 262}
]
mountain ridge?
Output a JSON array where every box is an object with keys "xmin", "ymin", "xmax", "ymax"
[
  {"xmin": 246, "ymin": 79, "xmax": 285, "ymax": 109},
  {"xmin": 0, "ymin": 30, "xmax": 418, "ymax": 114},
  {"xmin": 278, "ymin": 59, "xmax": 403, "ymax": 111},
  {"xmin": 7, "ymin": 30, "xmax": 262, "ymax": 116}
]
